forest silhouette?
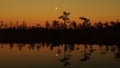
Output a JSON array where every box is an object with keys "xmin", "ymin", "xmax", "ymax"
[{"xmin": 0, "ymin": 11, "xmax": 120, "ymax": 44}]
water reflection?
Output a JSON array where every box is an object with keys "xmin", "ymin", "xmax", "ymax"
[{"xmin": 0, "ymin": 43, "xmax": 120, "ymax": 68}]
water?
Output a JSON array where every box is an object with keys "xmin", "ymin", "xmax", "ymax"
[{"xmin": 0, "ymin": 43, "xmax": 120, "ymax": 68}]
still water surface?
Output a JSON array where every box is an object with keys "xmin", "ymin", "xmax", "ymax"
[{"xmin": 0, "ymin": 43, "xmax": 120, "ymax": 68}]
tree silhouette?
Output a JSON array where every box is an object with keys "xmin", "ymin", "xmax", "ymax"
[
  {"xmin": 69, "ymin": 21, "xmax": 77, "ymax": 29},
  {"xmin": 0, "ymin": 21, "xmax": 4, "ymax": 29},
  {"xmin": 58, "ymin": 11, "xmax": 70, "ymax": 28},
  {"xmin": 52, "ymin": 20, "xmax": 60, "ymax": 29},
  {"xmin": 95, "ymin": 22, "xmax": 103, "ymax": 29},
  {"xmin": 58, "ymin": 11, "xmax": 70, "ymax": 22},
  {"xmin": 79, "ymin": 17, "xmax": 90, "ymax": 27},
  {"xmin": 103, "ymin": 22, "xmax": 109, "ymax": 28},
  {"xmin": 9, "ymin": 21, "xmax": 13, "ymax": 28},
  {"xmin": 21, "ymin": 21, "xmax": 27, "ymax": 29},
  {"xmin": 45, "ymin": 21, "xmax": 51, "ymax": 29},
  {"xmin": 14, "ymin": 21, "xmax": 19, "ymax": 29},
  {"xmin": 36, "ymin": 23, "xmax": 41, "ymax": 28}
]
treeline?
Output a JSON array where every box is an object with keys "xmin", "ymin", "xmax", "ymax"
[
  {"xmin": 0, "ymin": 18, "xmax": 120, "ymax": 32},
  {"xmin": 0, "ymin": 11, "xmax": 120, "ymax": 43}
]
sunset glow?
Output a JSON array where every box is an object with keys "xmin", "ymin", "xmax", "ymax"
[{"xmin": 0, "ymin": 0, "xmax": 120, "ymax": 26}]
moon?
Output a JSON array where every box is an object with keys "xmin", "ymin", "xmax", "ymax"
[{"xmin": 55, "ymin": 7, "xmax": 58, "ymax": 10}]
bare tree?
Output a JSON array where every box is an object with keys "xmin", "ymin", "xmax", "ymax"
[
  {"xmin": 58, "ymin": 11, "xmax": 70, "ymax": 23},
  {"xmin": 79, "ymin": 17, "xmax": 90, "ymax": 27},
  {"xmin": 58, "ymin": 11, "xmax": 70, "ymax": 27}
]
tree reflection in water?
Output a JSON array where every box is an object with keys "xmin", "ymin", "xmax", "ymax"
[
  {"xmin": 59, "ymin": 45, "xmax": 71, "ymax": 67},
  {"xmin": 114, "ymin": 45, "xmax": 120, "ymax": 61},
  {"xmin": 0, "ymin": 43, "xmax": 120, "ymax": 67},
  {"xmin": 80, "ymin": 44, "xmax": 96, "ymax": 62}
]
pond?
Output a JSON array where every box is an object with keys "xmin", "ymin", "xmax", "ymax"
[{"xmin": 0, "ymin": 43, "xmax": 120, "ymax": 68}]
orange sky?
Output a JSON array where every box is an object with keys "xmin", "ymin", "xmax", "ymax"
[{"xmin": 0, "ymin": 0, "xmax": 120, "ymax": 26}]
